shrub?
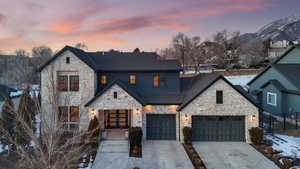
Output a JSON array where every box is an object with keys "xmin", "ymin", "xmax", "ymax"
[
  {"xmin": 183, "ymin": 127, "xmax": 192, "ymax": 145},
  {"xmin": 248, "ymin": 127, "xmax": 263, "ymax": 145},
  {"xmin": 129, "ymin": 127, "xmax": 143, "ymax": 146}
]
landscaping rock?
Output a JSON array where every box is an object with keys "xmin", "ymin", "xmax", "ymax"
[
  {"xmin": 193, "ymin": 158, "xmax": 203, "ymax": 166},
  {"xmin": 265, "ymin": 147, "xmax": 274, "ymax": 154},
  {"xmin": 281, "ymin": 158, "xmax": 293, "ymax": 168},
  {"xmin": 271, "ymin": 154, "xmax": 280, "ymax": 161}
]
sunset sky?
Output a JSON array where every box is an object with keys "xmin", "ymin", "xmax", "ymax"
[{"xmin": 0, "ymin": 0, "xmax": 299, "ymax": 54}]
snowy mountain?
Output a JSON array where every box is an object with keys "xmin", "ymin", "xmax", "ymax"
[{"xmin": 242, "ymin": 15, "xmax": 300, "ymax": 41}]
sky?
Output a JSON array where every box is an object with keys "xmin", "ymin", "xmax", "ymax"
[{"xmin": 0, "ymin": 0, "xmax": 299, "ymax": 54}]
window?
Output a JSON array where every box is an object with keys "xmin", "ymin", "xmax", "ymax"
[
  {"xmin": 66, "ymin": 57, "xmax": 70, "ymax": 64},
  {"xmin": 101, "ymin": 75, "xmax": 107, "ymax": 84},
  {"xmin": 113, "ymin": 92, "xmax": 117, "ymax": 99},
  {"xmin": 58, "ymin": 75, "xmax": 68, "ymax": 91},
  {"xmin": 267, "ymin": 92, "xmax": 277, "ymax": 106},
  {"xmin": 58, "ymin": 106, "xmax": 79, "ymax": 131},
  {"xmin": 153, "ymin": 75, "xmax": 160, "ymax": 87},
  {"xmin": 69, "ymin": 75, "xmax": 79, "ymax": 91},
  {"xmin": 130, "ymin": 75, "xmax": 136, "ymax": 84},
  {"xmin": 216, "ymin": 90, "xmax": 223, "ymax": 104}
]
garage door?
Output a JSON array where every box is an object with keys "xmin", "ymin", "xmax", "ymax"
[
  {"xmin": 192, "ymin": 116, "xmax": 245, "ymax": 141},
  {"xmin": 146, "ymin": 114, "xmax": 176, "ymax": 140}
]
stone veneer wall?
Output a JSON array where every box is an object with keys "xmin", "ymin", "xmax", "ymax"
[
  {"xmin": 41, "ymin": 50, "xmax": 96, "ymax": 130},
  {"xmin": 142, "ymin": 105, "xmax": 179, "ymax": 140},
  {"xmin": 180, "ymin": 79, "xmax": 259, "ymax": 143},
  {"xmin": 87, "ymin": 84, "xmax": 143, "ymax": 127}
]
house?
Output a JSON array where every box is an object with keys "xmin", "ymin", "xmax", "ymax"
[
  {"xmin": 38, "ymin": 46, "xmax": 258, "ymax": 143},
  {"xmin": 248, "ymin": 45, "xmax": 300, "ymax": 118}
]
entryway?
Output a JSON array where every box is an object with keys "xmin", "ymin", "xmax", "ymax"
[{"xmin": 104, "ymin": 110, "xmax": 131, "ymax": 129}]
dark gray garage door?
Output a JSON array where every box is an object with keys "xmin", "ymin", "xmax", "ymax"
[
  {"xmin": 192, "ymin": 116, "xmax": 245, "ymax": 141},
  {"xmin": 146, "ymin": 114, "xmax": 176, "ymax": 140}
]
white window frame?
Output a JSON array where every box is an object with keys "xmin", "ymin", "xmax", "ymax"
[{"xmin": 267, "ymin": 92, "xmax": 277, "ymax": 106}]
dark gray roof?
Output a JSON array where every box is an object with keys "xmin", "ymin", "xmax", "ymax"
[
  {"xmin": 0, "ymin": 84, "xmax": 16, "ymax": 101},
  {"xmin": 38, "ymin": 46, "xmax": 182, "ymax": 72},
  {"xmin": 235, "ymin": 85, "xmax": 259, "ymax": 105},
  {"xmin": 273, "ymin": 64, "xmax": 300, "ymax": 90}
]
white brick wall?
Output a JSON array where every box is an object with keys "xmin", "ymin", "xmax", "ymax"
[
  {"xmin": 180, "ymin": 79, "xmax": 259, "ymax": 143},
  {"xmin": 41, "ymin": 50, "xmax": 95, "ymax": 130}
]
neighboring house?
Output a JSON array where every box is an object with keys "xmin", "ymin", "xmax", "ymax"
[
  {"xmin": 268, "ymin": 40, "xmax": 299, "ymax": 59},
  {"xmin": 248, "ymin": 45, "xmax": 300, "ymax": 118},
  {"xmin": 0, "ymin": 84, "xmax": 21, "ymax": 118},
  {"xmin": 38, "ymin": 46, "xmax": 258, "ymax": 143}
]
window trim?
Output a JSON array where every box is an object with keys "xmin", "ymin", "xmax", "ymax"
[
  {"xmin": 58, "ymin": 75, "xmax": 68, "ymax": 92},
  {"xmin": 216, "ymin": 90, "xmax": 223, "ymax": 104},
  {"xmin": 153, "ymin": 75, "xmax": 160, "ymax": 87},
  {"xmin": 267, "ymin": 92, "xmax": 277, "ymax": 106},
  {"xmin": 58, "ymin": 106, "xmax": 80, "ymax": 131},
  {"xmin": 69, "ymin": 75, "xmax": 79, "ymax": 91}
]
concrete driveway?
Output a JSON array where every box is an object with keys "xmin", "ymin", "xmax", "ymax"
[
  {"xmin": 193, "ymin": 142, "xmax": 280, "ymax": 169},
  {"xmin": 92, "ymin": 140, "xmax": 193, "ymax": 169}
]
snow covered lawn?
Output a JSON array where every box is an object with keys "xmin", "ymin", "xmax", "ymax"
[
  {"xmin": 266, "ymin": 134, "xmax": 300, "ymax": 158},
  {"xmin": 225, "ymin": 75, "xmax": 256, "ymax": 87}
]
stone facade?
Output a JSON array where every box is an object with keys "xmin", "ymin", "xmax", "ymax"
[
  {"xmin": 87, "ymin": 84, "xmax": 143, "ymax": 127},
  {"xmin": 142, "ymin": 105, "xmax": 179, "ymax": 140},
  {"xmin": 41, "ymin": 50, "xmax": 96, "ymax": 130},
  {"xmin": 179, "ymin": 79, "xmax": 259, "ymax": 143}
]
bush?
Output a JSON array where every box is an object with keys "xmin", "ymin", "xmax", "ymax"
[
  {"xmin": 183, "ymin": 127, "xmax": 192, "ymax": 145},
  {"xmin": 249, "ymin": 127, "xmax": 263, "ymax": 145},
  {"xmin": 129, "ymin": 127, "xmax": 143, "ymax": 146}
]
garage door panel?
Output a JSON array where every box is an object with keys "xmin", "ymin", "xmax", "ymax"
[
  {"xmin": 192, "ymin": 116, "xmax": 245, "ymax": 141},
  {"xmin": 146, "ymin": 114, "xmax": 176, "ymax": 140}
]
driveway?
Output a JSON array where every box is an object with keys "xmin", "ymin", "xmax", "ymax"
[
  {"xmin": 193, "ymin": 142, "xmax": 280, "ymax": 169},
  {"xmin": 92, "ymin": 140, "xmax": 193, "ymax": 169}
]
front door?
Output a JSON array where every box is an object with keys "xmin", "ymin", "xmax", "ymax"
[{"xmin": 104, "ymin": 110, "xmax": 131, "ymax": 129}]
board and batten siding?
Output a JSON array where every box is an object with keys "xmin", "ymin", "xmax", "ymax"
[
  {"xmin": 40, "ymin": 50, "xmax": 96, "ymax": 130},
  {"xmin": 180, "ymin": 79, "xmax": 259, "ymax": 143},
  {"xmin": 261, "ymin": 84, "xmax": 283, "ymax": 115},
  {"xmin": 277, "ymin": 48, "xmax": 300, "ymax": 64}
]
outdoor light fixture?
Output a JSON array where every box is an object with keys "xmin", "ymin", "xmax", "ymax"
[
  {"xmin": 184, "ymin": 114, "xmax": 189, "ymax": 121},
  {"xmin": 89, "ymin": 109, "xmax": 97, "ymax": 117},
  {"xmin": 251, "ymin": 115, "xmax": 256, "ymax": 121}
]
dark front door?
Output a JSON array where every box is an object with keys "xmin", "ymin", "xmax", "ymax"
[
  {"xmin": 105, "ymin": 110, "xmax": 130, "ymax": 129},
  {"xmin": 192, "ymin": 116, "xmax": 245, "ymax": 141},
  {"xmin": 146, "ymin": 114, "xmax": 176, "ymax": 140}
]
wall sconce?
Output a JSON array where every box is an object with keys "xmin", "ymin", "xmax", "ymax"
[
  {"xmin": 89, "ymin": 109, "xmax": 97, "ymax": 118},
  {"xmin": 184, "ymin": 114, "xmax": 189, "ymax": 121},
  {"xmin": 135, "ymin": 108, "xmax": 140, "ymax": 115},
  {"xmin": 251, "ymin": 115, "xmax": 256, "ymax": 121}
]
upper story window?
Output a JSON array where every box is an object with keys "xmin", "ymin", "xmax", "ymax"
[
  {"xmin": 69, "ymin": 75, "xmax": 79, "ymax": 91},
  {"xmin": 216, "ymin": 90, "xmax": 223, "ymax": 104},
  {"xmin": 130, "ymin": 75, "xmax": 136, "ymax": 84},
  {"xmin": 58, "ymin": 75, "xmax": 68, "ymax": 91},
  {"xmin": 267, "ymin": 92, "xmax": 277, "ymax": 106},
  {"xmin": 66, "ymin": 57, "xmax": 70, "ymax": 64},
  {"xmin": 101, "ymin": 75, "xmax": 107, "ymax": 84},
  {"xmin": 153, "ymin": 75, "xmax": 160, "ymax": 87},
  {"xmin": 57, "ymin": 72, "xmax": 79, "ymax": 92}
]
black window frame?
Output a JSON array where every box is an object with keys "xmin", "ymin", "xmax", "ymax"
[
  {"xmin": 69, "ymin": 75, "xmax": 79, "ymax": 91},
  {"xmin": 66, "ymin": 57, "xmax": 70, "ymax": 64},
  {"xmin": 113, "ymin": 92, "xmax": 118, "ymax": 99},
  {"xmin": 216, "ymin": 90, "xmax": 223, "ymax": 104}
]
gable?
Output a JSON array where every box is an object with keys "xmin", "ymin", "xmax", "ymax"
[
  {"xmin": 248, "ymin": 67, "xmax": 298, "ymax": 91},
  {"xmin": 85, "ymin": 84, "xmax": 142, "ymax": 109},
  {"xmin": 277, "ymin": 48, "xmax": 300, "ymax": 64},
  {"xmin": 180, "ymin": 79, "xmax": 257, "ymax": 115}
]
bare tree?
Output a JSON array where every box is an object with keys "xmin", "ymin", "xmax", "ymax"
[
  {"xmin": 14, "ymin": 49, "xmax": 29, "ymax": 57},
  {"xmin": 172, "ymin": 33, "xmax": 192, "ymax": 72}
]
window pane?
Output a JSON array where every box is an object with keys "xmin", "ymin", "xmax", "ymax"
[
  {"xmin": 58, "ymin": 106, "xmax": 68, "ymax": 122},
  {"xmin": 216, "ymin": 90, "xmax": 223, "ymax": 104},
  {"xmin": 101, "ymin": 75, "xmax": 107, "ymax": 84},
  {"xmin": 58, "ymin": 75, "xmax": 68, "ymax": 91},
  {"xmin": 130, "ymin": 75, "xmax": 136, "ymax": 84},
  {"xmin": 70, "ymin": 75, "xmax": 79, "ymax": 91},
  {"xmin": 70, "ymin": 106, "xmax": 79, "ymax": 122},
  {"xmin": 153, "ymin": 75, "xmax": 159, "ymax": 87}
]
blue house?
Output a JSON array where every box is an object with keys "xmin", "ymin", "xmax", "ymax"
[{"xmin": 248, "ymin": 45, "xmax": 300, "ymax": 117}]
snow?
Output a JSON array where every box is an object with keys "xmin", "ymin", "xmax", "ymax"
[
  {"xmin": 0, "ymin": 145, "xmax": 8, "ymax": 153},
  {"xmin": 224, "ymin": 75, "xmax": 256, "ymax": 87},
  {"xmin": 10, "ymin": 90, "xmax": 23, "ymax": 97},
  {"xmin": 266, "ymin": 134, "xmax": 300, "ymax": 158}
]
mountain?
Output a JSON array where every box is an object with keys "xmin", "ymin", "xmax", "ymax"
[{"xmin": 241, "ymin": 15, "xmax": 300, "ymax": 41}]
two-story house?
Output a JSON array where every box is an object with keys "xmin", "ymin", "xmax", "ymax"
[
  {"xmin": 248, "ymin": 45, "xmax": 300, "ymax": 118},
  {"xmin": 39, "ymin": 46, "xmax": 258, "ymax": 143}
]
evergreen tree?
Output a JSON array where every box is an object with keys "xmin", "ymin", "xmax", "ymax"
[
  {"xmin": 15, "ymin": 89, "xmax": 36, "ymax": 147},
  {"xmin": 0, "ymin": 96, "xmax": 15, "ymax": 149}
]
